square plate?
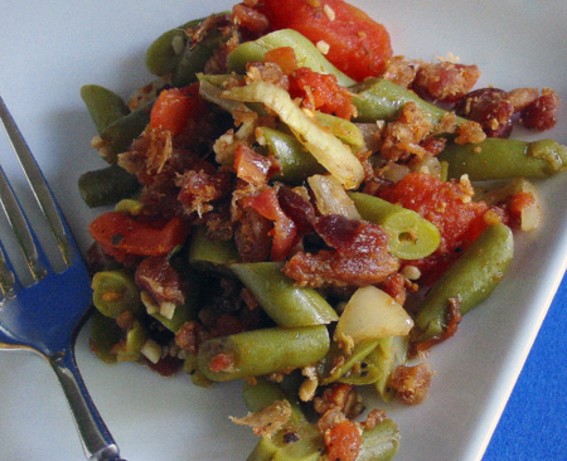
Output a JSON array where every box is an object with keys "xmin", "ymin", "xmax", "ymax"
[{"xmin": 0, "ymin": 1, "xmax": 565, "ymax": 460}]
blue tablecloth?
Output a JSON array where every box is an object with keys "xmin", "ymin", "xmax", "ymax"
[{"xmin": 483, "ymin": 272, "xmax": 567, "ymax": 460}]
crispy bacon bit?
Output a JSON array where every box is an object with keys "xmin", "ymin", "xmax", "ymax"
[
  {"xmin": 146, "ymin": 355, "xmax": 183, "ymax": 377},
  {"xmin": 175, "ymin": 320, "xmax": 210, "ymax": 354},
  {"xmin": 506, "ymin": 87, "xmax": 539, "ymax": 112},
  {"xmin": 454, "ymin": 120, "xmax": 487, "ymax": 145},
  {"xmin": 520, "ymin": 88, "xmax": 559, "ymax": 131},
  {"xmin": 277, "ymin": 186, "xmax": 316, "ymax": 235},
  {"xmin": 230, "ymin": 399, "xmax": 292, "ymax": 437},
  {"xmin": 243, "ymin": 187, "xmax": 298, "ymax": 261},
  {"xmin": 232, "ymin": 3, "xmax": 269, "ymax": 35},
  {"xmin": 177, "ymin": 169, "xmax": 232, "ymax": 217},
  {"xmin": 382, "ymin": 55, "xmax": 420, "ymax": 88},
  {"xmin": 380, "ymin": 102, "xmax": 434, "ymax": 161},
  {"xmin": 246, "ymin": 61, "xmax": 290, "ymax": 89},
  {"xmin": 234, "ymin": 144, "xmax": 273, "ymax": 187},
  {"xmin": 455, "ymin": 88, "xmax": 514, "ymax": 138},
  {"xmin": 412, "ymin": 62, "xmax": 480, "ymax": 103},
  {"xmin": 234, "ymin": 206, "xmax": 273, "ymax": 262},
  {"xmin": 313, "ymin": 383, "xmax": 364, "ymax": 419},
  {"xmin": 388, "ymin": 363, "xmax": 433, "ymax": 405},
  {"xmin": 289, "ymin": 67, "xmax": 356, "ymax": 120},
  {"xmin": 135, "ymin": 255, "xmax": 186, "ymax": 307},
  {"xmin": 360, "ymin": 409, "xmax": 388, "ymax": 430},
  {"xmin": 283, "ymin": 214, "xmax": 400, "ymax": 287}
]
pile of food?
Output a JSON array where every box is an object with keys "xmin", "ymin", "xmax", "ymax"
[{"xmin": 79, "ymin": 1, "xmax": 565, "ymax": 459}]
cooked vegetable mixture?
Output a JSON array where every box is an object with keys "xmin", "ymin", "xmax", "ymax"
[{"xmin": 80, "ymin": 1, "xmax": 565, "ymax": 459}]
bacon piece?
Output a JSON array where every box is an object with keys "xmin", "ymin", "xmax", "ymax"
[
  {"xmin": 520, "ymin": 88, "xmax": 559, "ymax": 131},
  {"xmin": 283, "ymin": 214, "xmax": 399, "ymax": 287},
  {"xmin": 243, "ymin": 187, "xmax": 298, "ymax": 261},
  {"xmin": 234, "ymin": 144, "xmax": 273, "ymax": 187},
  {"xmin": 234, "ymin": 206, "xmax": 273, "ymax": 262},
  {"xmin": 177, "ymin": 169, "xmax": 232, "ymax": 217},
  {"xmin": 232, "ymin": 3, "xmax": 269, "ymax": 35},
  {"xmin": 135, "ymin": 255, "xmax": 186, "ymax": 306},
  {"xmin": 388, "ymin": 363, "xmax": 433, "ymax": 405},
  {"xmin": 412, "ymin": 62, "xmax": 480, "ymax": 103}
]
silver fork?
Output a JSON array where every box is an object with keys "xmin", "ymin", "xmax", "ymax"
[{"xmin": 0, "ymin": 96, "xmax": 125, "ymax": 461}]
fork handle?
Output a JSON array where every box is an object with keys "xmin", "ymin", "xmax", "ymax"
[{"xmin": 50, "ymin": 348, "xmax": 126, "ymax": 461}]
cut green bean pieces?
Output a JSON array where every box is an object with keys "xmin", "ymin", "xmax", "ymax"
[
  {"xmin": 227, "ymin": 29, "xmax": 356, "ymax": 88},
  {"xmin": 350, "ymin": 192, "xmax": 441, "ymax": 260},
  {"xmin": 256, "ymin": 126, "xmax": 325, "ymax": 184},
  {"xmin": 78, "ymin": 163, "xmax": 139, "ymax": 208},
  {"xmin": 197, "ymin": 325, "xmax": 330, "ymax": 382},
  {"xmin": 115, "ymin": 319, "xmax": 148, "ymax": 362},
  {"xmin": 80, "ymin": 84, "xmax": 130, "ymax": 134},
  {"xmin": 90, "ymin": 310, "xmax": 123, "ymax": 364},
  {"xmin": 100, "ymin": 102, "xmax": 152, "ymax": 162},
  {"xmin": 243, "ymin": 379, "xmax": 323, "ymax": 461},
  {"xmin": 352, "ymin": 78, "xmax": 467, "ymax": 125},
  {"xmin": 188, "ymin": 226, "xmax": 239, "ymax": 273},
  {"xmin": 414, "ymin": 222, "xmax": 514, "ymax": 342},
  {"xmin": 440, "ymin": 138, "xmax": 567, "ymax": 180},
  {"xmin": 145, "ymin": 18, "xmax": 202, "ymax": 76},
  {"xmin": 357, "ymin": 418, "xmax": 401, "ymax": 461},
  {"xmin": 92, "ymin": 269, "xmax": 143, "ymax": 319},
  {"xmin": 231, "ymin": 262, "xmax": 338, "ymax": 327},
  {"xmin": 173, "ymin": 17, "xmax": 231, "ymax": 86},
  {"xmin": 148, "ymin": 302, "xmax": 195, "ymax": 333},
  {"xmin": 319, "ymin": 340, "xmax": 379, "ymax": 385},
  {"xmin": 368, "ymin": 336, "xmax": 408, "ymax": 402}
]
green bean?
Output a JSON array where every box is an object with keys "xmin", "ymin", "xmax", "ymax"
[
  {"xmin": 100, "ymin": 102, "xmax": 152, "ymax": 162},
  {"xmin": 115, "ymin": 319, "xmax": 148, "ymax": 362},
  {"xmin": 243, "ymin": 379, "xmax": 323, "ymax": 461},
  {"xmin": 80, "ymin": 84, "xmax": 130, "ymax": 134},
  {"xmin": 145, "ymin": 18, "xmax": 203, "ymax": 76},
  {"xmin": 349, "ymin": 192, "xmax": 441, "ymax": 260},
  {"xmin": 148, "ymin": 302, "xmax": 195, "ymax": 333},
  {"xmin": 367, "ymin": 336, "xmax": 408, "ymax": 401},
  {"xmin": 319, "ymin": 340, "xmax": 379, "ymax": 385},
  {"xmin": 414, "ymin": 222, "xmax": 514, "ymax": 342},
  {"xmin": 92, "ymin": 269, "xmax": 143, "ymax": 319},
  {"xmin": 231, "ymin": 262, "xmax": 338, "ymax": 327},
  {"xmin": 78, "ymin": 163, "xmax": 139, "ymax": 208},
  {"xmin": 188, "ymin": 226, "xmax": 239, "ymax": 273},
  {"xmin": 256, "ymin": 126, "xmax": 325, "ymax": 184},
  {"xmin": 357, "ymin": 418, "xmax": 401, "ymax": 461},
  {"xmin": 172, "ymin": 14, "xmax": 231, "ymax": 86},
  {"xmin": 90, "ymin": 310, "xmax": 123, "ymax": 364},
  {"xmin": 197, "ymin": 325, "xmax": 330, "ymax": 382},
  {"xmin": 227, "ymin": 29, "xmax": 356, "ymax": 88},
  {"xmin": 351, "ymin": 78, "xmax": 469, "ymax": 128},
  {"xmin": 439, "ymin": 138, "xmax": 567, "ymax": 180}
]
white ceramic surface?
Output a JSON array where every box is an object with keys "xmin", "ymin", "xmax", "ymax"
[{"xmin": 0, "ymin": 2, "xmax": 566, "ymax": 460}]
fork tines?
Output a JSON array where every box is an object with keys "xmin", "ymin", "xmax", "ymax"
[{"xmin": 0, "ymin": 95, "xmax": 72, "ymax": 298}]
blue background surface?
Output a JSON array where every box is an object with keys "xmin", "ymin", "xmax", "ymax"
[{"xmin": 483, "ymin": 272, "xmax": 567, "ymax": 460}]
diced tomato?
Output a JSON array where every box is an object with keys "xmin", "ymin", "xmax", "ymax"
[
  {"xmin": 89, "ymin": 211, "xmax": 189, "ymax": 260},
  {"xmin": 243, "ymin": 187, "xmax": 298, "ymax": 261},
  {"xmin": 257, "ymin": 0, "xmax": 393, "ymax": 81},
  {"xmin": 378, "ymin": 172, "xmax": 489, "ymax": 282},
  {"xmin": 150, "ymin": 83, "xmax": 204, "ymax": 136},
  {"xmin": 325, "ymin": 419, "xmax": 362, "ymax": 461},
  {"xmin": 290, "ymin": 67, "xmax": 355, "ymax": 119}
]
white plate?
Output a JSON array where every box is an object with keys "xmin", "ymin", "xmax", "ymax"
[{"xmin": 1, "ymin": 1, "xmax": 566, "ymax": 460}]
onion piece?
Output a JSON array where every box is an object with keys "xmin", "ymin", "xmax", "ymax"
[
  {"xmin": 222, "ymin": 81, "xmax": 364, "ymax": 189},
  {"xmin": 334, "ymin": 286, "xmax": 414, "ymax": 349}
]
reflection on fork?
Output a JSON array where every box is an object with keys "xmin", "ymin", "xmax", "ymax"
[{"xmin": 0, "ymin": 95, "xmax": 125, "ymax": 461}]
